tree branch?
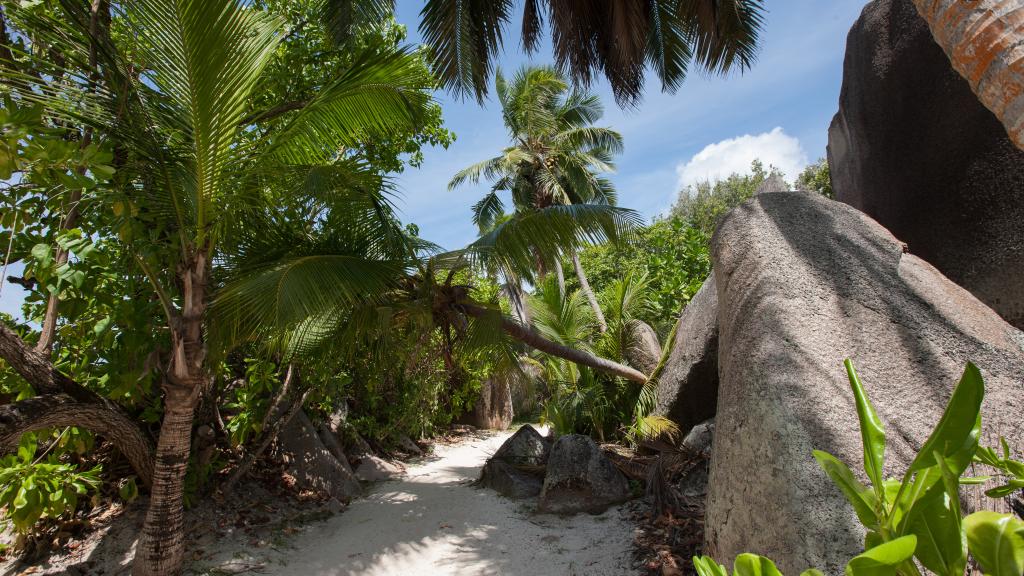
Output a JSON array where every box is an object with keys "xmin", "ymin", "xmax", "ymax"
[{"xmin": 0, "ymin": 322, "xmax": 155, "ymax": 486}]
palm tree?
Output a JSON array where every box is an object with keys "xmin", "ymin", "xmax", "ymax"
[
  {"xmin": 415, "ymin": 0, "xmax": 766, "ymax": 106},
  {"xmin": 0, "ymin": 1, "xmax": 435, "ymax": 573},
  {"xmin": 450, "ymin": 66, "xmax": 620, "ymax": 331},
  {"xmin": 910, "ymin": 1, "xmax": 1024, "ymax": 150}
]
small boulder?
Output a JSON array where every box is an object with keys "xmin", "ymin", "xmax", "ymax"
[
  {"xmin": 681, "ymin": 418, "xmax": 714, "ymax": 457},
  {"xmin": 479, "ymin": 425, "xmax": 551, "ymax": 498},
  {"xmin": 538, "ymin": 434, "xmax": 631, "ymax": 514},
  {"xmin": 479, "ymin": 459, "xmax": 544, "ymax": 498},
  {"xmin": 490, "ymin": 425, "xmax": 551, "ymax": 467},
  {"xmin": 625, "ymin": 320, "xmax": 661, "ymax": 375},
  {"xmin": 395, "ymin": 434, "xmax": 423, "ymax": 456}
]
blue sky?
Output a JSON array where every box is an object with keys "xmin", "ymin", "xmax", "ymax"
[
  {"xmin": 0, "ymin": 0, "xmax": 867, "ymax": 320},
  {"xmin": 390, "ymin": 0, "xmax": 868, "ymax": 250}
]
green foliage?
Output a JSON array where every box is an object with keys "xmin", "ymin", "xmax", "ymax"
[
  {"xmin": 573, "ymin": 218, "xmax": 710, "ymax": 330},
  {"xmin": 796, "ymin": 158, "xmax": 833, "ymax": 199},
  {"xmin": 974, "ymin": 438, "xmax": 1024, "ymax": 498},
  {"xmin": 671, "ymin": 159, "xmax": 782, "ymax": 237},
  {"xmin": 0, "ymin": 435, "xmax": 101, "ymax": 535},
  {"xmin": 696, "ymin": 360, "xmax": 1024, "ymax": 575}
]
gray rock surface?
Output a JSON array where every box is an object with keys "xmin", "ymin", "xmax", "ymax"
[
  {"xmin": 353, "ymin": 454, "xmax": 405, "ymax": 482},
  {"xmin": 490, "ymin": 425, "xmax": 551, "ymax": 467},
  {"xmin": 654, "ymin": 277, "xmax": 719, "ymax": 436},
  {"xmin": 706, "ymin": 192, "xmax": 1024, "ymax": 573},
  {"xmin": 538, "ymin": 434, "xmax": 631, "ymax": 514},
  {"xmin": 625, "ymin": 320, "xmax": 661, "ymax": 375},
  {"xmin": 681, "ymin": 419, "xmax": 714, "ymax": 457},
  {"xmin": 479, "ymin": 459, "xmax": 544, "ymax": 498},
  {"xmin": 279, "ymin": 411, "xmax": 362, "ymax": 502},
  {"xmin": 458, "ymin": 375, "xmax": 514, "ymax": 430},
  {"xmin": 828, "ymin": 0, "xmax": 1024, "ymax": 328}
]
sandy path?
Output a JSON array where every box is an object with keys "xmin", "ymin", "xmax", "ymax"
[{"xmin": 261, "ymin": 427, "xmax": 635, "ymax": 576}]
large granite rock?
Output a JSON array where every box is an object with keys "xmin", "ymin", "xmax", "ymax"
[
  {"xmin": 705, "ymin": 191, "xmax": 1024, "ymax": 573},
  {"xmin": 479, "ymin": 425, "xmax": 551, "ymax": 498},
  {"xmin": 828, "ymin": 0, "xmax": 1024, "ymax": 329},
  {"xmin": 459, "ymin": 375, "xmax": 514, "ymax": 430},
  {"xmin": 654, "ymin": 277, "xmax": 719, "ymax": 436},
  {"xmin": 538, "ymin": 434, "xmax": 630, "ymax": 514}
]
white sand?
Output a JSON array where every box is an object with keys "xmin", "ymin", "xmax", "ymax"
[{"xmin": 260, "ymin": 427, "xmax": 636, "ymax": 576}]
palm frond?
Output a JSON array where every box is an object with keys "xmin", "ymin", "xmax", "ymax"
[
  {"xmin": 265, "ymin": 45, "xmax": 434, "ymax": 164},
  {"xmin": 418, "ymin": 0, "xmax": 514, "ymax": 103},
  {"xmin": 466, "ymin": 204, "xmax": 641, "ymax": 280}
]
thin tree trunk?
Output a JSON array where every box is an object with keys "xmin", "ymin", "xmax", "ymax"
[
  {"xmin": 134, "ymin": 249, "xmax": 208, "ymax": 576},
  {"xmin": 912, "ymin": 0, "xmax": 1024, "ymax": 149},
  {"xmin": 554, "ymin": 254, "xmax": 566, "ymax": 297},
  {"xmin": 572, "ymin": 252, "xmax": 606, "ymax": 332},
  {"xmin": 461, "ymin": 303, "xmax": 647, "ymax": 383},
  {"xmin": 37, "ymin": 0, "xmax": 105, "ymax": 354},
  {"xmin": 0, "ymin": 322, "xmax": 154, "ymax": 485}
]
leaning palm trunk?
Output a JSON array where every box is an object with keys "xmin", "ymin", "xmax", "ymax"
[
  {"xmin": 912, "ymin": 1, "xmax": 1024, "ymax": 149},
  {"xmin": 572, "ymin": 252, "xmax": 607, "ymax": 333},
  {"xmin": 134, "ymin": 251, "xmax": 209, "ymax": 576},
  {"xmin": 460, "ymin": 302, "xmax": 646, "ymax": 383}
]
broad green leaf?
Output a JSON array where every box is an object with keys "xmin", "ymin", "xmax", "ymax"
[
  {"xmin": 965, "ymin": 511, "xmax": 1024, "ymax": 576},
  {"xmin": 813, "ymin": 450, "xmax": 878, "ymax": 528},
  {"xmin": 800, "ymin": 570, "xmax": 825, "ymax": 576},
  {"xmin": 899, "ymin": 479, "xmax": 966, "ymax": 576},
  {"xmin": 845, "ymin": 359, "xmax": 886, "ymax": 493},
  {"xmin": 733, "ymin": 554, "xmax": 784, "ymax": 576},
  {"xmin": 17, "ymin": 434, "xmax": 36, "ymax": 464},
  {"xmin": 692, "ymin": 556, "xmax": 729, "ymax": 576},
  {"xmin": 845, "ymin": 535, "xmax": 917, "ymax": 576},
  {"xmin": 909, "ymin": 363, "xmax": 983, "ymax": 477}
]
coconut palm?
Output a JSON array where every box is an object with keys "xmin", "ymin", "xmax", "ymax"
[
  {"xmin": 449, "ymin": 66, "xmax": 620, "ymax": 331},
  {"xmin": 0, "ymin": 1, "xmax": 437, "ymax": 573},
  {"xmin": 910, "ymin": 1, "xmax": 1024, "ymax": 150},
  {"xmin": 414, "ymin": 0, "xmax": 766, "ymax": 106}
]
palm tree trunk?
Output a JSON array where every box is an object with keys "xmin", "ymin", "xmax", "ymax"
[
  {"xmin": 912, "ymin": 1, "xmax": 1024, "ymax": 149},
  {"xmin": 460, "ymin": 303, "xmax": 646, "ymax": 383},
  {"xmin": 554, "ymin": 254, "xmax": 566, "ymax": 297},
  {"xmin": 134, "ymin": 250, "xmax": 208, "ymax": 576},
  {"xmin": 571, "ymin": 252, "xmax": 606, "ymax": 332}
]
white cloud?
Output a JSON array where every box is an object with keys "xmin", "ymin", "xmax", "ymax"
[{"xmin": 674, "ymin": 127, "xmax": 809, "ymax": 191}]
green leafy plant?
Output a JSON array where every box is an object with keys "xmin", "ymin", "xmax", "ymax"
[
  {"xmin": 694, "ymin": 360, "xmax": 1024, "ymax": 576},
  {"xmin": 0, "ymin": 435, "xmax": 101, "ymax": 535}
]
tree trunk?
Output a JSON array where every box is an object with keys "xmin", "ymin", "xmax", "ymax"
[
  {"xmin": 554, "ymin": 254, "xmax": 566, "ymax": 297},
  {"xmin": 912, "ymin": 1, "xmax": 1024, "ymax": 149},
  {"xmin": 134, "ymin": 250, "xmax": 208, "ymax": 576},
  {"xmin": 572, "ymin": 252, "xmax": 606, "ymax": 332},
  {"xmin": 0, "ymin": 322, "xmax": 154, "ymax": 485},
  {"xmin": 461, "ymin": 303, "xmax": 647, "ymax": 383}
]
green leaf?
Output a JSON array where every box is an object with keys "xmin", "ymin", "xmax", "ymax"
[
  {"xmin": 733, "ymin": 554, "xmax": 784, "ymax": 576},
  {"xmin": 813, "ymin": 450, "xmax": 879, "ymax": 528},
  {"xmin": 800, "ymin": 570, "xmax": 825, "ymax": 576},
  {"xmin": 909, "ymin": 362, "xmax": 984, "ymax": 478},
  {"xmin": 845, "ymin": 359, "xmax": 886, "ymax": 497},
  {"xmin": 692, "ymin": 556, "xmax": 729, "ymax": 576},
  {"xmin": 17, "ymin": 434, "xmax": 36, "ymax": 464},
  {"xmin": 844, "ymin": 535, "xmax": 917, "ymax": 576},
  {"xmin": 965, "ymin": 511, "xmax": 1024, "ymax": 576},
  {"xmin": 898, "ymin": 473, "xmax": 966, "ymax": 576}
]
